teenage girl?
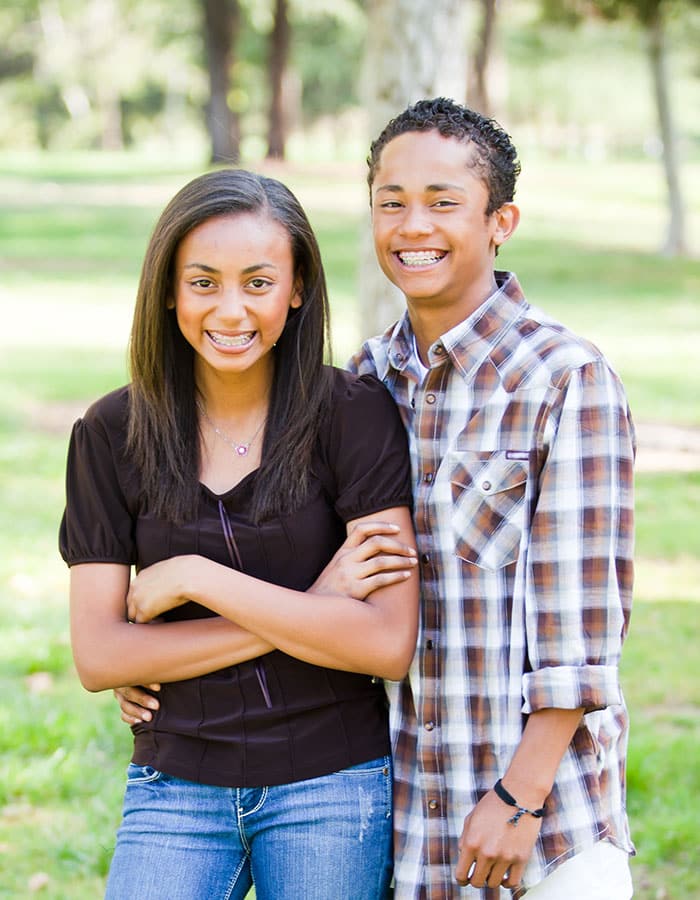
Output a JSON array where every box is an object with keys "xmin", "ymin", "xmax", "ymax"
[{"xmin": 60, "ymin": 169, "xmax": 419, "ymax": 900}]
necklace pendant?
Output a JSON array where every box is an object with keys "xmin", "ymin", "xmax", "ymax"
[{"xmin": 197, "ymin": 399, "xmax": 263, "ymax": 460}]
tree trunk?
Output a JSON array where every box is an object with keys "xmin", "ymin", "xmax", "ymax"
[
  {"xmin": 266, "ymin": 0, "xmax": 290, "ymax": 160},
  {"xmin": 358, "ymin": 0, "xmax": 470, "ymax": 341},
  {"xmin": 646, "ymin": 5, "xmax": 686, "ymax": 256},
  {"xmin": 201, "ymin": 0, "xmax": 241, "ymax": 164},
  {"xmin": 97, "ymin": 82, "xmax": 124, "ymax": 151},
  {"xmin": 468, "ymin": 0, "xmax": 497, "ymax": 114}
]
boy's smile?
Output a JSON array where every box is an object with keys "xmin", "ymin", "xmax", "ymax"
[
  {"xmin": 370, "ymin": 129, "xmax": 518, "ymax": 336},
  {"xmin": 396, "ymin": 249, "xmax": 447, "ymax": 267}
]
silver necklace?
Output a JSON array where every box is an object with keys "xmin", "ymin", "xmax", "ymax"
[{"xmin": 197, "ymin": 399, "xmax": 266, "ymax": 457}]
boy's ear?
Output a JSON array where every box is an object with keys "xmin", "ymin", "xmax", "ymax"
[{"xmin": 492, "ymin": 202, "xmax": 520, "ymax": 250}]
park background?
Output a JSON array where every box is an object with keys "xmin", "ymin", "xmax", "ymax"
[{"xmin": 0, "ymin": 0, "xmax": 699, "ymax": 897}]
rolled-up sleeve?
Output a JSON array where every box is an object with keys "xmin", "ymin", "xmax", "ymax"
[{"xmin": 522, "ymin": 358, "xmax": 635, "ymax": 714}]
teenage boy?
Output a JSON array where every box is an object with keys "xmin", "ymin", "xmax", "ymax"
[{"xmin": 348, "ymin": 97, "xmax": 635, "ymax": 899}]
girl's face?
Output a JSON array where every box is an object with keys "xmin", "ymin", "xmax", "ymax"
[{"xmin": 171, "ymin": 211, "xmax": 302, "ymax": 385}]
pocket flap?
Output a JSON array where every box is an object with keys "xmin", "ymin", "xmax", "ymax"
[{"xmin": 450, "ymin": 451, "xmax": 528, "ymax": 495}]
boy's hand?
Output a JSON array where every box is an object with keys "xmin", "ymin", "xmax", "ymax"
[
  {"xmin": 113, "ymin": 684, "xmax": 161, "ymax": 725},
  {"xmin": 309, "ymin": 520, "xmax": 417, "ymax": 600},
  {"xmin": 455, "ymin": 789, "xmax": 542, "ymax": 890}
]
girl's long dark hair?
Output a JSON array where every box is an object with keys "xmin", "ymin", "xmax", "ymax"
[{"xmin": 127, "ymin": 168, "xmax": 333, "ymax": 523}]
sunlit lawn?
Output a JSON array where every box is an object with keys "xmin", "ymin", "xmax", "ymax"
[{"xmin": 0, "ymin": 152, "xmax": 698, "ymax": 898}]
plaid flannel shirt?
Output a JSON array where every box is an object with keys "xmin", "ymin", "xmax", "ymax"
[{"xmin": 348, "ymin": 272, "xmax": 635, "ymax": 899}]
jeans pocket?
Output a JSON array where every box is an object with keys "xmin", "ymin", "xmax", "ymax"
[
  {"xmin": 126, "ymin": 762, "xmax": 163, "ymax": 785},
  {"xmin": 332, "ymin": 755, "xmax": 393, "ymax": 820},
  {"xmin": 333, "ymin": 755, "xmax": 391, "ymax": 777}
]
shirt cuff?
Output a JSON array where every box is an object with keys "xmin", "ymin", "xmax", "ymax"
[{"xmin": 522, "ymin": 665, "xmax": 622, "ymax": 714}]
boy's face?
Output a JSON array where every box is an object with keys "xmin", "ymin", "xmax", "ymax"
[{"xmin": 370, "ymin": 129, "xmax": 512, "ymax": 324}]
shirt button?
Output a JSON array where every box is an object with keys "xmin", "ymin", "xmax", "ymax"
[
  {"xmin": 410, "ymin": 398, "xmax": 415, "ymax": 408},
  {"xmin": 424, "ymin": 721, "xmax": 435, "ymax": 731},
  {"xmin": 426, "ymin": 639, "xmax": 434, "ymax": 650},
  {"xmin": 434, "ymin": 344, "xmax": 445, "ymax": 355},
  {"xmin": 421, "ymin": 553, "xmax": 431, "ymax": 565},
  {"xmin": 423, "ymin": 472, "xmax": 433, "ymax": 484},
  {"xmin": 426, "ymin": 394, "xmax": 436, "ymax": 404},
  {"xmin": 482, "ymin": 480, "xmax": 492, "ymax": 491},
  {"xmin": 428, "ymin": 799, "xmax": 439, "ymax": 810}
]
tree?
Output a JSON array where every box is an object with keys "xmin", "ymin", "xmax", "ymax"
[
  {"xmin": 0, "ymin": 51, "xmax": 34, "ymax": 81},
  {"xmin": 32, "ymin": 0, "xmax": 160, "ymax": 151},
  {"xmin": 11, "ymin": 0, "xmax": 202, "ymax": 152},
  {"xmin": 543, "ymin": 0, "xmax": 698, "ymax": 256},
  {"xmin": 468, "ymin": 0, "xmax": 498, "ymax": 115},
  {"xmin": 266, "ymin": 0, "xmax": 290, "ymax": 159},
  {"xmin": 642, "ymin": 1, "xmax": 688, "ymax": 254},
  {"xmin": 358, "ymin": 0, "xmax": 470, "ymax": 338},
  {"xmin": 201, "ymin": 0, "xmax": 241, "ymax": 163},
  {"xmin": 603, "ymin": 0, "xmax": 693, "ymax": 256},
  {"xmin": 0, "ymin": 0, "xmax": 37, "ymax": 81}
]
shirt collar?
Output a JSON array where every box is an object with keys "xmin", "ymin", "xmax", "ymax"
[{"xmin": 384, "ymin": 271, "xmax": 528, "ymax": 381}]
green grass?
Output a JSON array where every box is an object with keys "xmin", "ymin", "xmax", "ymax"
[
  {"xmin": 622, "ymin": 600, "xmax": 700, "ymax": 898},
  {"xmin": 635, "ymin": 472, "xmax": 700, "ymax": 561},
  {"xmin": 0, "ymin": 153, "xmax": 698, "ymax": 898}
]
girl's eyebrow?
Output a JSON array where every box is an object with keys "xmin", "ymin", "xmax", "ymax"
[
  {"xmin": 241, "ymin": 262, "xmax": 277, "ymax": 274},
  {"xmin": 182, "ymin": 262, "xmax": 277, "ymax": 274},
  {"xmin": 183, "ymin": 263, "xmax": 219, "ymax": 273}
]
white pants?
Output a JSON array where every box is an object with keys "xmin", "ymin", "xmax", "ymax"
[{"xmin": 525, "ymin": 840, "xmax": 633, "ymax": 899}]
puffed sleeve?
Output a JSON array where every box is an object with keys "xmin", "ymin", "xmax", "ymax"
[
  {"xmin": 322, "ymin": 370, "xmax": 413, "ymax": 522},
  {"xmin": 59, "ymin": 391, "xmax": 136, "ymax": 567}
]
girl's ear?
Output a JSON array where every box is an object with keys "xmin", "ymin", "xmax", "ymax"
[
  {"xmin": 290, "ymin": 278, "xmax": 303, "ymax": 309},
  {"xmin": 492, "ymin": 202, "xmax": 520, "ymax": 250}
]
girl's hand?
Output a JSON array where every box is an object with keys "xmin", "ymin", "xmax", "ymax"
[
  {"xmin": 309, "ymin": 520, "xmax": 417, "ymax": 601},
  {"xmin": 127, "ymin": 557, "xmax": 194, "ymax": 623}
]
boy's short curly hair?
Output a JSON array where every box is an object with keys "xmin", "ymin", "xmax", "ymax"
[{"xmin": 367, "ymin": 97, "xmax": 521, "ymax": 215}]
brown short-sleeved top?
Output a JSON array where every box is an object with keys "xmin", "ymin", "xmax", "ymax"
[{"xmin": 60, "ymin": 368, "xmax": 413, "ymax": 788}]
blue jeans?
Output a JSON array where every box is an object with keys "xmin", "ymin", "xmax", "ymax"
[{"xmin": 104, "ymin": 756, "xmax": 393, "ymax": 900}]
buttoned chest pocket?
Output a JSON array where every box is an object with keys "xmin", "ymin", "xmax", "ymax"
[{"xmin": 449, "ymin": 451, "xmax": 528, "ymax": 571}]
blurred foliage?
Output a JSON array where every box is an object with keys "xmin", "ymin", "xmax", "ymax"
[
  {"xmin": 1, "ymin": 0, "xmax": 699, "ymax": 160},
  {"xmin": 0, "ymin": 0, "xmax": 366, "ymax": 154},
  {"xmin": 503, "ymin": 1, "xmax": 700, "ymax": 157}
]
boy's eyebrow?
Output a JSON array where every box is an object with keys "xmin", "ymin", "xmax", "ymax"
[
  {"xmin": 374, "ymin": 182, "xmax": 466, "ymax": 194},
  {"xmin": 426, "ymin": 182, "xmax": 466, "ymax": 193}
]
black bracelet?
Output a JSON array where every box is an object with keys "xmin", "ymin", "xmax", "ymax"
[{"xmin": 493, "ymin": 779, "xmax": 547, "ymax": 826}]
